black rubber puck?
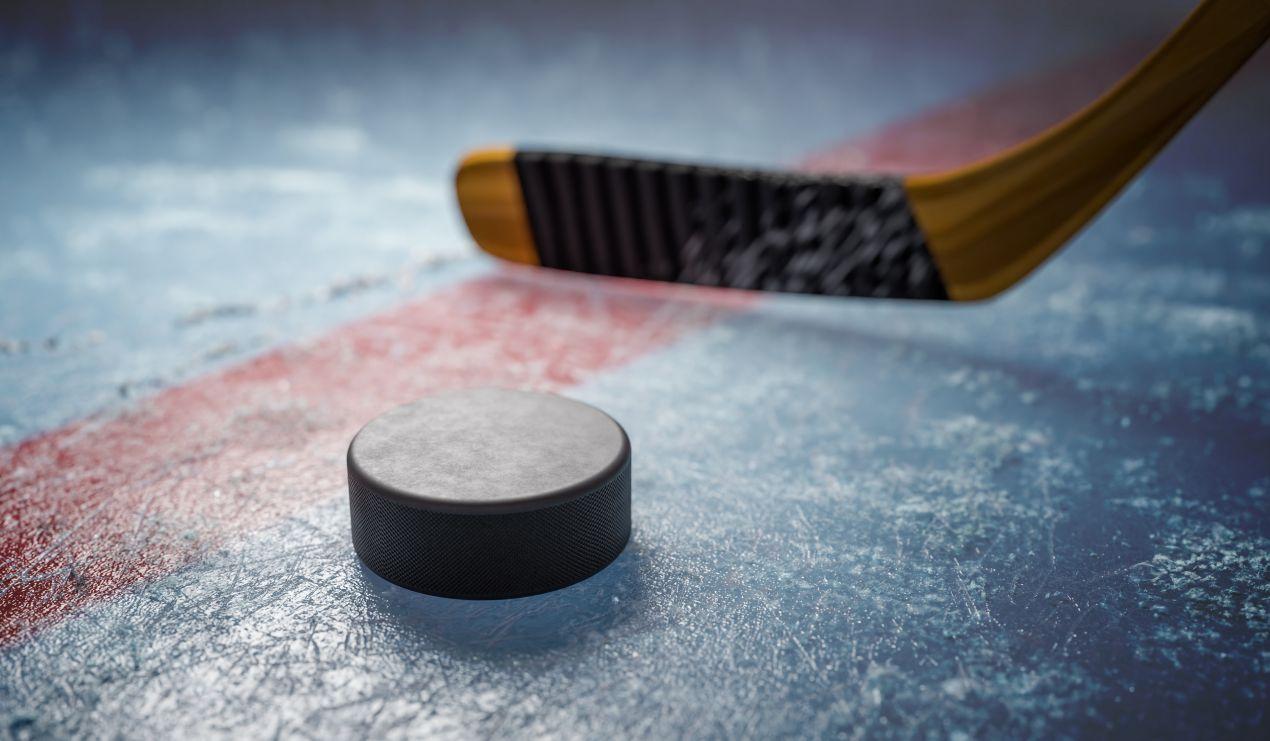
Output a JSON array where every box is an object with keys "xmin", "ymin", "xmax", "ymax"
[{"xmin": 347, "ymin": 387, "xmax": 631, "ymax": 599}]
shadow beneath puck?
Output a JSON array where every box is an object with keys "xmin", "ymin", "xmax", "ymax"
[{"xmin": 354, "ymin": 539, "xmax": 651, "ymax": 658}]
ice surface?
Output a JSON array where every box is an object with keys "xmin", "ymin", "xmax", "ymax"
[{"xmin": 1, "ymin": 1, "xmax": 1265, "ymax": 736}]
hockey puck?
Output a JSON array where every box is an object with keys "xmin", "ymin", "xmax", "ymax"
[{"xmin": 347, "ymin": 388, "xmax": 631, "ymax": 599}]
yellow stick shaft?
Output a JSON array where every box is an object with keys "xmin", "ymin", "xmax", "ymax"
[{"xmin": 906, "ymin": 0, "xmax": 1270, "ymax": 301}]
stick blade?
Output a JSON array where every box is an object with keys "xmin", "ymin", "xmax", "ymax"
[{"xmin": 456, "ymin": 148, "xmax": 950, "ymax": 301}]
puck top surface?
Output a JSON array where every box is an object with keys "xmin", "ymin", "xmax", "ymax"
[{"xmin": 348, "ymin": 388, "xmax": 629, "ymax": 514}]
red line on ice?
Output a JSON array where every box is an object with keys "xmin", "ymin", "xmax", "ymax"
[{"xmin": 804, "ymin": 43, "xmax": 1149, "ymax": 175}]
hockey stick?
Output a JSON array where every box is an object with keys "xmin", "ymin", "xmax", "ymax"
[{"xmin": 455, "ymin": 0, "xmax": 1269, "ymax": 301}]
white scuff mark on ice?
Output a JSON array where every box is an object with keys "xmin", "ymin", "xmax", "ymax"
[
  {"xmin": 82, "ymin": 163, "xmax": 445, "ymax": 205},
  {"xmin": 280, "ymin": 124, "xmax": 368, "ymax": 158},
  {"xmin": 1162, "ymin": 304, "xmax": 1257, "ymax": 341},
  {"xmin": 85, "ymin": 163, "xmax": 351, "ymax": 198},
  {"xmin": 1201, "ymin": 206, "xmax": 1270, "ymax": 237}
]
